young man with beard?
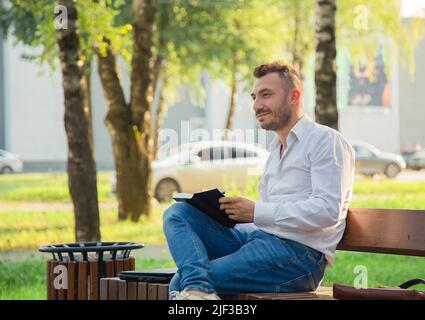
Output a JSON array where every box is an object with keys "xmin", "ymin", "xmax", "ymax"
[{"xmin": 163, "ymin": 61, "xmax": 355, "ymax": 300}]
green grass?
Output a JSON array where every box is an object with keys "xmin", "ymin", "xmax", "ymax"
[
  {"xmin": 0, "ymin": 257, "xmax": 175, "ymax": 300},
  {"xmin": 0, "ymin": 172, "xmax": 114, "ymax": 202}
]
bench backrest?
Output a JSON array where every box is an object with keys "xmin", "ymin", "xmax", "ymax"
[{"xmin": 336, "ymin": 208, "xmax": 425, "ymax": 256}]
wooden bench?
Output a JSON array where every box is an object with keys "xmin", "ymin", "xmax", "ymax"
[{"xmin": 99, "ymin": 208, "xmax": 425, "ymax": 300}]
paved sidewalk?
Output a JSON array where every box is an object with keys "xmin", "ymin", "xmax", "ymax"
[
  {"xmin": 133, "ymin": 244, "xmax": 172, "ymax": 260},
  {"xmin": 0, "ymin": 244, "xmax": 172, "ymax": 262}
]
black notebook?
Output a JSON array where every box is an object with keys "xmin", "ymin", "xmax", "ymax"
[
  {"xmin": 173, "ymin": 188, "xmax": 236, "ymax": 228},
  {"xmin": 119, "ymin": 268, "xmax": 177, "ymax": 283}
]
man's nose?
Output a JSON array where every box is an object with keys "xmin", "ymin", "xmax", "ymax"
[{"xmin": 253, "ymin": 98, "xmax": 262, "ymax": 113}]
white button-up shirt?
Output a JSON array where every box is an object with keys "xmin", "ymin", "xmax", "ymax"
[{"xmin": 236, "ymin": 116, "xmax": 355, "ymax": 267}]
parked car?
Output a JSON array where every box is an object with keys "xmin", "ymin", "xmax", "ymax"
[
  {"xmin": 111, "ymin": 141, "xmax": 269, "ymax": 202},
  {"xmin": 350, "ymin": 140, "xmax": 406, "ymax": 178},
  {"xmin": 0, "ymin": 149, "xmax": 24, "ymax": 174},
  {"xmin": 406, "ymin": 150, "xmax": 425, "ymax": 170}
]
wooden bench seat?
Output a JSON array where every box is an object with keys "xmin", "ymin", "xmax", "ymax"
[
  {"xmin": 99, "ymin": 208, "xmax": 425, "ymax": 300},
  {"xmin": 99, "ymin": 278, "xmax": 335, "ymax": 300}
]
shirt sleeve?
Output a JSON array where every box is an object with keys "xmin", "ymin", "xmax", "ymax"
[
  {"xmin": 257, "ymin": 161, "xmax": 268, "ymax": 202},
  {"xmin": 254, "ymin": 132, "xmax": 355, "ymax": 232}
]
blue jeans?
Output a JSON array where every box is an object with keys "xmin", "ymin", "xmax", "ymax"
[{"xmin": 163, "ymin": 202, "xmax": 326, "ymax": 297}]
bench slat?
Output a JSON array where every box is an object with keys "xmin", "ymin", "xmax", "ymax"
[
  {"xmin": 129, "ymin": 257, "xmax": 135, "ymax": 271},
  {"xmin": 67, "ymin": 261, "xmax": 77, "ymax": 300},
  {"xmin": 115, "ymin": 259, "xmax": 124, "ymax": 276},
  {"xmin": 77, "ymin": 261, "xmax": 88, "ymax": 300},
  {"xmin": 147, "ymin": 283, "xmax": 158, "ymax": 300},
  {"xmin": 47, "ymin": 261, "xmax": 53, "ymax": 300},
  {"xmin": 100, "ymin": 278, "xmax": 109, "ymax": 300},
  {"xmin": 127, "ymin": 281, "xmax": 137, "ymax": 300},
  {"xmin": 157, "ymin": 284, "xmax": 169, "ymax": 300},
  {"xmin": 108, "ymin": 277, "xmax": 119, "ymax": 300},
  {"xmin": 89, "ymin": 261, "xmax": 99, "ymax": 300},
  {"xmin": 105, "ymin": 260, "xmax": 114, "ymax": 278},
  {"xmin": 337, "ymin": 208, "xmax": 425, "ymax": 256},
  {"xmin": 235, "ymin": 287, "xmax": 334, "ymax": 300},
  {"xmin": 57, "ymin": 261, "xmax": 67, "ymax": 300},
  {"xmin": 118, "ymin": 279, "xmax": 127, "ymax": 300},
  {"xmin": 137, "ymin": 282, "xmax": 148, "ymax": 300}
]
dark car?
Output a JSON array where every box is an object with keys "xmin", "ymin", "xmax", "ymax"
[
  {"xmin": 406, "ymin": 150, "xmax": 425, "ymax": 170},
  {"xmin": 350, "ymin": 141, "xmax": 406, "ymax": 178}
]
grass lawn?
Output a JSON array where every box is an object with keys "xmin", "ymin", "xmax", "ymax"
[
  {"xmin": 0, "ymin": 172, "xmax": 114, "ymax": 202},
  {"xmin": 0, "ymin": 172, "xmax": 424, "ymax": 299}
]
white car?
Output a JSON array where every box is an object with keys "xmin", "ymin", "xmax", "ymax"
[
  {"xmin": 0, "ymin": 149, "xmax": 24, "ymax": 174},
  {"xmin": 111, "ymin": 141, "xmax": 269, "ymax": 202}
]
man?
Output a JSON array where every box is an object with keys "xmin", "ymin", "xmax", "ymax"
[{"xmin": 163, "ymin": 61, "xmax": 355, "ymax": 300}]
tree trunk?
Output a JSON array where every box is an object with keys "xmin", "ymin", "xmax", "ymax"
[
  {"xmin": 315, "ymin": 0, "xmax": 338, "ymax": 130},
  {"xmin": 95, "ymin": 0, "xmax": 156, "ymax": 222},
  {"xmin": 150, "ymin": 56, "xmax": 164, "ymax": 160},
  {"xmin": 151, "ymin": 52, "xmax": 163, "ymax": 98},
  {"xmin": 224, "ymin": 61, "xmax": 237, "ymax": 140},
  {"xmin": 128, "ymin": 0, "xmax": 156, "ymax": 220},
  {"xmin": 97, "ymin": 46, "xmax": 150, "ymax": 222},
  {"xmin": 292, "ymin": 0, "xmax": 304, "ymax": 76},
  {"xmin": 153, "ymin": 73, "xmax": 167, "ymax": 159},
  {"xmin": 56, "ymin": 0, "xmax": 100, "ymax": 241},
  {"xmin": 151, "ymin": 3, "xmax": 169, "ymax": 160},
  {"xmin": 81, "ymin": 60, "xmax": 94, "ymax": 151}
]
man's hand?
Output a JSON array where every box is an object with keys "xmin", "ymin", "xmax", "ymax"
[{"xmin": 218, "ymin": 196, "xmax": 255, "ymax": 222}]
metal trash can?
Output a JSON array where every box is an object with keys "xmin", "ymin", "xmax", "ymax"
[{"xmin": 39, "ymin": 242, "xmax": 144, "ymax": 300}]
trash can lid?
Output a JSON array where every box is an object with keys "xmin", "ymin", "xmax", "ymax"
[{"xmin": 38, "ymin": 241, "xmax": 144, "ymax": 253}]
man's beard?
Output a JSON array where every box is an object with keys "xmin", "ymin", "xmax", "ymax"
[{"xmin": 259, "ymin": 103, "xmax": 291, "ymax": 131}]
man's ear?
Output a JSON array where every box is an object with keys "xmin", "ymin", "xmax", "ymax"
[{"xmin": 289, "ymin": 89, "xmax": 301, "ymax": 105}]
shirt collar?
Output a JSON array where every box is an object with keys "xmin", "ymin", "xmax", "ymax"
[
  {"xmin": 266, "ymin": 116, "xmax": 312, "ymax": 152},
  {"xmin": 291, "ymin": 115, "xmax": 311, "ymax": 141}
]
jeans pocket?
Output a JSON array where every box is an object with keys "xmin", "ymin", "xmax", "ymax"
[
  {"xmin": 276, "ymin": 272, "xmax": 316, "ymax": 293},
  {"xmin": 316, "ymin": 252, "xmax": 326, "ymax": 267},
  {"xmin": 306, "ymin": 250, "xmax": 325, "ymax": 266}
]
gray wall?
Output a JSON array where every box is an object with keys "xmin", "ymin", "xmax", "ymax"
[
  {"xmin": 161, "ymin": 89, "xmax": 206, "ymax": 144},
  {"xmin": 3, "ymin": 39, "xmax": 67, "ymax": 161},
  {"xmin": 339, "ymin": 107, "xmax": 400, "ymax": 153},
  {"xmin": 398, "ymin": 36, "xmax": 425, "ymax": 149}
]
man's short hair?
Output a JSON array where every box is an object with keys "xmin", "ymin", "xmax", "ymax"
[{"xmin": 253, "ymin": 61, "xmax": 302, "ymax": 91}]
